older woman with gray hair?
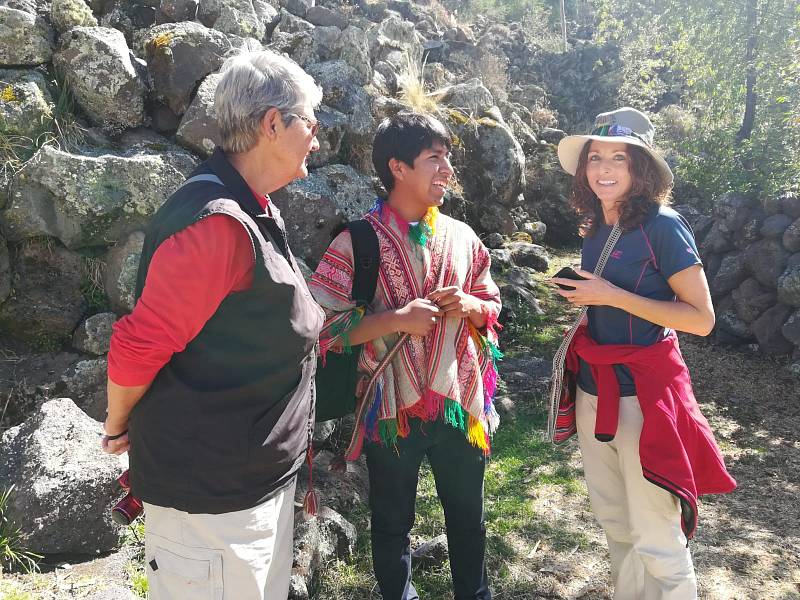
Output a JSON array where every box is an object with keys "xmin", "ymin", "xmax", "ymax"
[{"xmin": 101, "ymin": 50, "xmax": 325, "ymax": 599}]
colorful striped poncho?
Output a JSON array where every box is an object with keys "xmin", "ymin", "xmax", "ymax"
[{"xmin": 309, "ymin": 205, "xmax": 502, "ymax": 459}]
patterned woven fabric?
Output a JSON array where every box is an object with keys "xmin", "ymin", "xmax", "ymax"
[{"xmin": 310, "ymin": 207, "xmax": 502, "ymax": 459}]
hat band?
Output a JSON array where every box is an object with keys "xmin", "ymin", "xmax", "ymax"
[{"xmin": 591, "ymin": 124, "xmax": 652, "ymax": 148}]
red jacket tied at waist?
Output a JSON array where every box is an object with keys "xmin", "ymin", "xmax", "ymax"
[{"xmin": 565, "ymin": 326, "xmax": 737, "ymax": 539}]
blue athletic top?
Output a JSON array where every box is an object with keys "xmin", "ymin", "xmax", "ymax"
[{"xmin": 578, "ymin": 205, "xmax": 702, "ymax": 397}]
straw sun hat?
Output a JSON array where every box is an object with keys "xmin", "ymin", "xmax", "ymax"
[{"xmin": 557, "ymin": 107, "xmax": 673, "ymax": 185}]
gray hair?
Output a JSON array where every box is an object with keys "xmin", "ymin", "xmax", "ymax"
[{"xmin": 214, "ymin": 50, "xmax": 322, "ymax": 154}]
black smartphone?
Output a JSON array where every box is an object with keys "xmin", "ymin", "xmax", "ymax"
[{"xmin": 553, "ymin": 266, "xmax": 587, "ymax": 291}]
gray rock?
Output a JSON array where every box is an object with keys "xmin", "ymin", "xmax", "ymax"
[
  {"xmin": 54, "ymin": 27, "xmax": 146, "ymax": 128},
  {"xmin": 500, "ymin": 283, "xmax": 544, "ymax": 317},
  {"xmin": 489, "ymin": 248, "xmax": 511, "ymax": 272},
  {"xmin": 85, "ymin": 585, "xmax": 139, "ymax": 600},
  {"xmin": 782, "ymin": 309, "xmax": 800, "ymax": 347},
  {"xmin": 412, "ymin": 534, "xmax": 448, "ymax": 569},
  {"xmin": 305, "ymin": 4, "xmax": 345, "ymax": 28},
  {"xmin": 760, "ymin": 213, "xmax": 793, "ymax": 239},
  {"xmin": 506, "ymin": 241, "xmax": 549, "ymax": 272},
  {"xmin": 367, "ymin": 14, "xmax": 421, "ymax": 65},
  {"xmin": 751, "ymin": 304, "xmax": 795, "ymax": 354},
  {"xmin": 311, "ymin": 418, "xmax": 337, "ymax": 446},
  {"xmin": 0, "ymin": 68, "xmax": 52, "ymax": 140},
  {"xmin": 60, "ymin": 357, "xmax": 108, "ymax": 420},
  {"xmin": 271, "ymin": 164, "xmax": 376, "ymax": 265},
  {"xmin": 285, "ymin": 0, "xmax": 313, "ymax": 18},
  {"xmin": 274, "ymin": 8, "xmax": 314, "ymax": 34},
  {"xmin": 521, "ymin": 221, "xmax": 546, "ymax": 244},
  {"xmin": 789, "ymin": 252, "xmax": 800, "ymax": 270},
  {"xmin": 0, "ymin": 238, "xmax": 87, "ymax": 348},
  {"xmin": 0, "ymin": 7, "xmax": 53, "ymax": 65},
  {"xmin": 202, "ymin": 0, "xmax": 268, "ymax": 40},
  {"xmin": 509, "ymin": 83, "xmax": 546, "ymax": 107},
  {"xmin": 701, "ymin": 221, "xmax": 733, "ymax": 254},
  {"xmin": 0, "ymin": 232, "xmax": 9, "ymax": 304},
  {"xmin": 478, "ymin": 202, "xmax": 516, "ymax": 236},
  {"xmin": 783, "ymin": 217, "xmax": 800, "ymax": 253},
  {"xmin": 451, "ymin": 115, "xmax": 525, "ymax": 211},
  {"xmin": 744, "ymin": 238, "xmax": 789, "ymax": 288},
  {"xmin": 50, "ymin": 0, "xmax": 98, "ymax": 33},
  {"xmin": 336, "ymin": 25, "xmax": 371, "ymax": 84},
  {"xmin": 713, "ymin": 192, "xmax": 759, "ymax": 231},
  {"xmin": 308, "ymin": 105, "xmax": 347, "ymax": 168},
  {"xmin": 734, "ymin": 211, "xmax": 765, "ymax": 250},
  {"xmin": 308, "ymin": 24, "xmax": 340, "ymax": 61},
  {"xmin": 3, "ymin": 146, "xmax": 186, "ymax": 249},
  {"xmin": 493, "ymin": 396, "xmax": 516, "ymax": 421},
  {"xmin": 506, "ymin": 266, "xmax": 536, "ymax": 290},
  {"xmin": 731, "ymin": 278, "xmax": 776, "ymax": 323},
  {"xmin": 777, "ymin": 265, "xmax": 800, "ymax": 307},
  {"xmin": 539, "ymin": 127, "xmax": 566, "ymax": 144},
  {"xmin": 175, "ymin": 71, "xmax": 221, "ymax": 157},
  {"xmin": 73, "ymin": 312, "xmax": 116, "ymax": 355},
  {"xmin": 157, "ymin": 0, "xmax": 199, "ymax": 23},
  {"xmin": 780, "ymin": 191, "xmax": 800, "ymax": 219},
  {"xmin": 484, "ymin": 232, "xmax": 504, "ymax": 249},
  {"xmin": 295, "ymin": 450, "xmax": 368, "ymax": 515},
  {"xmin": 104, "ymin": 230, "xmax": 144, "ymax": 314},
  {"xmin": 142, "ymin": 21, "xmax": 229, "ymax": 116},
  {"xmin": 292, "ymin": 506, "xmax": 356, "ymax": 595},
  {"xmin": 423, "ymin": 61, "xmax": 453, "ymax": 89},
  {"xmin": 709, "ymin": 251, "xmax": 747, "ymax": 297},
  {"xmin": 716, "ymin": 308, "xmax": 752, "ymax": 340},
  {"xmin": 440, "ymin": 78, "xmax": 494, "ymax": 115},
  {"xmin": 307, "ymin": 59, "xmax": 368, "ymax": 106},
  {"xmin": 0, "ymin": 398, "xmax": 126, "ymax": 554}
]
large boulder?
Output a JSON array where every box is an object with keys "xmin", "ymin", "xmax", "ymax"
[
  {"xmin": 0, "ymin": 238, "xmax": 87, "ymax": 349},
  {"xmin": 175, "ymin": 71, "xmax": 222, "ymax": 156},
  {"xmin": 305, "ymin": 5, "xmax": 347, "ymax": 29},
  {"xmin": 0, "ymin": 232, "xmax": 9, "ymax": 304},
  {"xmin": 50, "ymin": 0, "xmax": 98, "ymax": 33},
  {"xmin": 0, "ymin": 68, "xmax": 53, "ymax": 139},
  {"xmin": 782, "ymin": 309, "xmax": 800, "ymax": 347},
  {"xmin": 54, "ymin": 27, "xmax": 147, "ymax": 128},
  {"xmin": 709, "ymin": 251, "xmax": 747, "ymax": 297},
  {"xmin": 744, "ymin": 238, "xmax": 789, "ymax": 289},
  {"xmin": 2, "ymin": 146, "xmax": 187, "ymax": 249},
  {"xmin": 104, "ymin": 230, "xmax": 144, "ymax": 314},
  {"xmin": 199, "ymin": 0, "xmax": 277, "ymax": 40},
  {"xmin": 73, "ymin": 312, "xmax": 116, "ymax": 355},
  {"xmin": 142, "ymin": 21, "xmax": 228, "ymax": 116},
  {"xmin": 290, "ymin": 507, "xmax": 357, "ymax": 599},
  {"xmin": 59, "ymin": 357, "xmax": 108, "ymax": 420},
  {"xmin": 783, "ymin": 217, "xmax": 800, "ymax": 253},
  {"xmin": 439, "ymin": 78, "xmax": 494, "ymax": 115},
  {"xmin": 271, "ymin": 164, "xmax": 376, "ymax": 265},
  {"xmin": 0, "ymin": 398, "xmax": 126, "ymax": 554},
  {"xmin": 0, "ymin": 7, "xmax": 53, "ymax": 66},
  {"xmin": 731, "ymin": 277, "xmax": 776, "ymax": 323},
  {"xmin": 295, "ymin": 450, "xmax": 369, "ymax": 515},
  {"xmin": 751, "ymin": 304, "xmax": 795, "ymax": 354},
  {"xmin": 506, "ymin": 241, "xmax": 549, "ymax": 272},
  {"xmin": 760, "ymin": 213, "xmax": 793, "ymax": 240},
  {"xmin": 367, "ymin": 14, "xmax": 422, "ymax": 65},
  {"xmin": 777, "ymin": 265, "xmax": 800, "ymax": 307}
]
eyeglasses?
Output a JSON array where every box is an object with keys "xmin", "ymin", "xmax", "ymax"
[{"xmin": 284, "ymin": 112, "xmax": 320, "ymax": 136}]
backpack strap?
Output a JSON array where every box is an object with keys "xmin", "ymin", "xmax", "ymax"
[{"xmin": 346, "ymin": 219, "xmax": 380, "ymax": 308}]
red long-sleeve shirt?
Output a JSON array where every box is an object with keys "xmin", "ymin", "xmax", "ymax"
[{"xmin": 108, "ymin": 195, "xmax": 269, "ymax": 386}]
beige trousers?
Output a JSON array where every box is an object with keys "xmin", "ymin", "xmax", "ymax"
[
  {"xmin": 576, "ymin": 388, "xmax": 697, "ymax": 600},
  {"xmin": 143, "ymin": 478, "xmax": 296, "ymax": 600}
]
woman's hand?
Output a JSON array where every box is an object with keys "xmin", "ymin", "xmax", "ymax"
[{"xmin": 550, "ymin": 268, "xmax": 623, "ymax": 307}]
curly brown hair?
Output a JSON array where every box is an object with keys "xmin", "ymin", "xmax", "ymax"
[{"xmin": 570, "ymin": 141, "xmax": 672, "ymax": 237}]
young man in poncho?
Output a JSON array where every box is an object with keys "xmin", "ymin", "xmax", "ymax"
[{"xmin": 310, "ymin": 112, "xmax": 502, "ymax": 600}]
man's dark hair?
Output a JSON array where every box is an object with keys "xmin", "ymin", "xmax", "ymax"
[{"xmin": 372, "ymin": 112, "xmax": 452, "ymax": 192}]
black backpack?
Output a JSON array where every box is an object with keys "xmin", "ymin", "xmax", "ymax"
[{"xmin": 314, "ymin": 219, "xmax": 380, "ymax": 422}]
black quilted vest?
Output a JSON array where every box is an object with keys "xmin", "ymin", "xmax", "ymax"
[{"xmin": 128, "ymin": 149, "xmax": 324, "ymax": 513}]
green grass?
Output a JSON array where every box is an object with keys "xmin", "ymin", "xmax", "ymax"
[
  {"xmin": 0, "ymin": 486, "xmax": 42, "ymax": 575},
  {"xmin": 124, "ymin": 520, "xmax": 148, "ymax": 598}
]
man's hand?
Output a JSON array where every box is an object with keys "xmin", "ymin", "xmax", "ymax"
[
  {"xmin": 427, "ymin": 286, "xmax": 485, "ymax": 325},
  {"xmin": 394, "ymin": 298, "xmax": 444, "ymax": 336},
  {"xmin": 101, "ymin": 420, "xmax": 130, "ymax": 455}
]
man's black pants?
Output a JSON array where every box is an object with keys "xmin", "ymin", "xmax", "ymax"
[{"xmin": 365, "ymin": 418, "xmax": 491, "ymax": 600}]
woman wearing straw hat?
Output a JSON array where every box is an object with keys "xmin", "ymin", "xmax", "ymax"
[{"xmin": 550, "ymin": 107, "xmax": 736, "ymax": 599}]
